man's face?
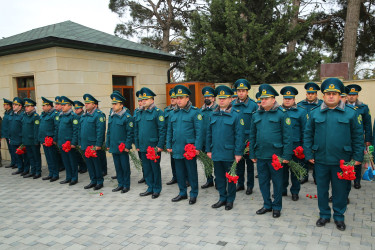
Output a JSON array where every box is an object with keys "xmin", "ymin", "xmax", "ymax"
[
  {"xmin": 74, "ymin": 108, "xmax": 83, "ymax": 115},
  {"xmin": 112, "ymin": 103, "xmax": 123, "ymax": 113},
  {"xmin": 85, "ymin": 102, "xmax": 95, "ymax": 111},
  {"xmin": 170, "ymin": 98, "xmax": 177, "ymax": 105},
  {"xmin": 323, "ymin": 92, "xmax": 341, "ymax": 108},
  {"xmin": 12, "ymin": 103, "xmax": 21, "ymax": 112},
  {"xmin": 347, "ymin": 94, "xmax": 358, "ymax": 103},
  {"xmin": 25, "ymin": 105, "xmax": 34, "ymax": 113},
  {"xmin": 261, "ymin": 97, "xmax": 275, "ymax": 110},
  {"xmin": 218, "ymin": 97, "xmax": 231, "ymax": 109},
  {"xmin": 306, "ymin": 92, "xmax": 318, "ymax": 102},
  {"xmin": 55, "ymin": 104, "xmax": 62, "ymax": 111},
  {"xmin": 341, "ymin": 96, "xmax": 348, "ymax": 102},
  {"xmin": 176, "ymin": 96, "xmax": 189, "ymax": 108},
  {"xmin": 3, "ymin": 104, "xmax": 11, "ymax": 111},
  {"xmin": 237, "ymin": 89, "xmax": 248, "ymax": 100},
  {"xmin": 61, "ymin": 104, "xmax": 71, "ymax": 112},
  {"xmin": 283, "ymin": 98, "xmax": 295, "ymax": 108},
  {"xmin": 42, "ymin": 104, "xmax": 52, "ymax": 112},
  {"xmin": 142, "ymin": 98, "xmax": 154, "ymax": 108},
  {"xmin": 138, "ymin": 100, "xmax": 143, "ymax": 107},
  {"xmin": 204, "ymin": 96, "xmax": 215, "ymax": 105}
]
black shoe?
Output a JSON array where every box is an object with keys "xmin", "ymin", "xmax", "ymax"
[
  {"xmin": 59, "ymin": 168, "xmax": 65, "ymax": 172},
  {"xmin": 186, "ymin": 181, "xmax": 190, "ymax": 187},
  {"xmin": 201, "ymin": 182, "xmax": 214, "ymax": 189},
  {"xmin": 255, "ymin": 174, "xmax": 258, "ymax": 178},
  {"xmin": 111, "ymin": 176, "xmax": 117, "ymax": 180},
  {"xmin": 12, "ymin": 165, "xmax": 17, "ymax": 169},
  {"xmin": 354, "ymin": 183, "xmax": 361, "ymax": 189},
  {"xmin": 5, "ymin": 164, "xmax": 15, "ymax": 168},
  {"xmin": 292, "ymin": 194, "xmax": 299, "ymax": 201},
  {"xmin": 42, "ymin": 176, "xmax": 52, "ymax": 180},
  {"xmin": 172, "ymin": 195, "xmax": 187, "ymax": 202},
  {"xmin": 225, "ymin": 202, "xmax": 233, "ymax": 210},
  {"xmin": 60, "ymin": 180, "xmax": 70, "ymax": 184},
  {"xmin": 138, "ymin": 178, "xmax": 145, "ymax": 184},
  {"xmin": 121, "ymin": 187, "xmax": 130, "ymax": 193},
  {"xmin": 256, "ymin": 207, "xmax": 272, "ymax": 215},
  {"xmin": 84, "ymin": 183, "xmax": 96, "ymax": 189},
  {"xmin": 314, "ymin": 179, "xmax": 317, "ymax": 185},
  {"xmin": 69, "ymin": 180, "xmax": 78, "ymax": 186},
  {"xmin": 282, "ymin": 192, "xmax": 287, "ymax": 196},
  {"xmin": 12, "ymin": 170, "xmax": 22, "ymax": 175},
  {"xmin": 316, "ymin": 218, "xmax": 330, "ymax": 227},
  {"xmin": 93, "ymin": 184, "xmax": 103, "ymax": 190},
  {"xmin": 212, "ymin": 201, "xmax": 227, "ymax": 208},
  {"xmin": 50, "ymin": 177, "xmax": 59, "ymax": 182},
  {"xmin": 236, "ymin": 186, "xmax": 245, "ymax": 192},
  {"xmin": 273, "ymin": 210, "xmax": 281, "ymax": 218},
  {"xmin": 112, "ymin": 186, "xmax": 123, "ymax": 192},
  {"xmin": 335, "ymin": 220, "xmax": 346, "ymax": 231},
  {"xmin": 33, "ymin": 174, "xmax": 41, "ymax": 179},
  {"xmin": 140, "ymin": 191, "xmax": 153, "ymax": 196},
  {"xmin": 79, "ymin": 169, "xmax": 87, "ymax": 174},
  {"xmin": 152, "ymin": 193, "xmax": 160, "ymax": 199},
  {"xmin": 246, "ymin": 187, "xmax": 253, "ymax": 195},
  {"xmin": 329, "ymin": 196, "xmax": 332, "ymax": 202},
  {"xmin": 189, "ymin": 197, "xmax": 197, "ymax": 205},
  {"xmin": 23, "ymin": 173, "xmax": 34, "ymax": 178},
  {"xmin": 347, "ymin": 198, "xmax": 350, "ymax": 204},
  {"xmin": 300, "ymin": 177, "xmax": 308, "ymax": 184},
  {"xmin": 20, "ymin": 172, "xmax": 29, "ymax": 176},
  {"xmin": 166, "ymin": 179, "xmax": 177, "ymax": 185}
]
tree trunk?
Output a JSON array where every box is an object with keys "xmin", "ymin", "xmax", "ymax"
[
  {"xmin": 341, "ymin": 0, "xmax": 361, "ymax": 80},
  {"xmin": 162, "ymin": 28, "xmax": 170, "ymax": 52},
  {"xmin": 287, "ymin": 0, "xmax": 300, "ymax": 54}
]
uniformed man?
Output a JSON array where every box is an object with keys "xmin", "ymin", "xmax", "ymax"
[
  {"xmin": 304, "ymin": 78, "xmax": 363, "ymax": 231},
  {"xmin": 167, "ymin": 85, "xmax": 203, "ymax": 205},
  {"xmin": 255, "ymin": 92, "xmax": 261, "ymax": 106},
  {"xmin": 297, "ymin": 82, "xmax": 323, "ymax": 184},
  {"xmin": 21, "ymin": 98, "xmax": 41, "ymax": 179},
  {"xmin": 164, "ymin": 89, "xmax": 178, "ymax": 185},
  {"xmin": 346, "ymin": 84, "xmax": 372, "ymax": 189},
  {"xmin": 9, "ymin": 97, "xmax": 30, "ymax": 176},
  {"xmin": 232, "ymin": 79, "xmax": 258, "ymax": 195},
  {"xmin": 74, "ymin": 101, "xmax": 87, "ymax": 174},
  {"xmin": 55, "ymin": 96, "xmax": 79, "ymax": 186},
  {"xmin": 39, "ymin": 97, "xmax": 60, "ymax": 182},
  {"xmin": 106, "ymin": 92, "xmax": 133, "ymax": 193},
  {"xmin": 54, "ymin": 96, "xmax": 65, "ymax": 172},
  {"xmin": 2, "ymin": 99, "xmax": 17, "ymax": 169},
  {"xmin": 135, "ymin": 88, "xmax": 165, "ymax": 199},
  {"xmin": 134, "ymin": 90, "xmax": 146, "ymax": 184},
  {"xmin": 231, "ymin": 89, "xmax": 238, "ymax": 102},
  {"xmin": 207, "ymin": 86, "xmax": 244, "ymax": 210},
  {"xmin": 79, "ymin": 94, "xmax": 106, "ymax": 190},
  {"xmin": 200, "ymin": 86, "xmax": 218, "ymax": 189},
  {"xmin": 95, "ymin": 101, "xmax": 108, "ymax": 177},
  {"xmin": 280, "ymin": 86, "xmax": 307, "ymax": 201},
  {"xmin": 250, "ymin": 84, "xmax": 293, "ymax": 218}
]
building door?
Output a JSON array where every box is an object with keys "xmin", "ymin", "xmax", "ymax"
[{"xmin": 112, "ymin": 76, "xmax": 135, "ymax": 114}]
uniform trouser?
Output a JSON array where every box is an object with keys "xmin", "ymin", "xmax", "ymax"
[
  {"xmin": 57, "ymin": 149, "xmax": 65, "ymax": 170},
  {"xmin": 85, "ymin": 154, "xmax": 104, "ymax": 185},
  {"xmin": 175, "ymin": 158, "xmax": 198, "ymax": 198},
  {"xmin": 214, "ymin": 161, "xmax": 236, "ymax": 203},
  {"xmin": 236, "ymin": 154, "xmax": 254, "ymax": 189},
  {"xmin": 6, "ymin": 139, "xmax": 16, "ymax": 166},
  {"xmin": 97, "ymin": 150, "xmax": 107, "ymax": 175},
  {"xmin": 24, "ymin": 145, "xmax": 41, "ymax": 175},
  {"xmin": 257, "ymin": 159, "xmax": 283, "ymax": 211},
  {"xmin": 138, "ymin": 151, "xmax": 144, "ymax": 178},
  {"xmin": 282, "ymin": 156, "xmax": 302, "ymax": 195},
  {"xmin": 76, "ymin": 150, "xmax": 87, "ymax": 172},
  {"xmin": 354, "ymin": 165, "xmax": 362, "ymax": 185},
  {"xmin": 112, "ymin": 153, "xmax": 130, "ymax": 188},
  {"xmin": 60, "ymin": 148, "xmax": 78, "ymax": 182},
  {"xmin": 140, "ymin": 152, "xmax": 162, "ymax": 193},
  {"xmin": 315, "ymin": 163, "xmax": 350, "ymax": 221},
  {"xmin": 43, "ymin": 145, "xmax": 59, "ymax": 178},
  {"xmin": 170, "ymin": 156, "xmax": 177, "ymax": 181},
  {"xmin": 11, "ymin": 144, "xmax": 29, "ymax": 173}
]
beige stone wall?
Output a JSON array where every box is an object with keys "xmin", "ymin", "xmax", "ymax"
[{"xmin": 0, "ymin": 47, "xmax": 171, "ymax": 161}]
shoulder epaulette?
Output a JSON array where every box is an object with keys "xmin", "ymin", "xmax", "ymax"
[
  {"xmin": 156, "ymin": 108, "xmax": 160, "ymax": 111},
  {"xmin": 345, "ymin": 104, "xmax": 357, "ymax": 110},
  {"xmin": 192, "ymin": 106, "xmax": 197, "ymax": 110},
  {"xmin": 297, "ymin": 105, "xmax": 307, "ymax": 110},
  {"xmin": 126, "ymin": 115, "xmax": 130, "ymax": 118},
  {"xmin": 310, "ymin": 105, "xmax": 320, "ymax": 112},
  {"xmin": 278, "ymin": 107, "xmax": 286, "ymax": 112},
  {"xmin": 234, "ymin": 109, "xmax": 240, "ymax": 113}
]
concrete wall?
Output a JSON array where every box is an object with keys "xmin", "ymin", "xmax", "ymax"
[{"xmin": 0, "ymin": 47, "xmax": 171, "ymax": 161}]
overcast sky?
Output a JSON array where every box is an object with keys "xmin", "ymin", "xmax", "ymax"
[{"xmin": 0, "ymin": 0, "xmax": 123, "ymax": 39}]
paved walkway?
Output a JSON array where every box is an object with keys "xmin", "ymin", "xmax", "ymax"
[{"xmin": 0, "ymin": 153, "xmax": 374, "ymax": 249}]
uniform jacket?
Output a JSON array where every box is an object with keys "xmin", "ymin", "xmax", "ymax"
[
  {"xmin": 22, "ymin": 109, "xmax": 40, "ymax": 145},
  {"xmin": 9, "ymin": 110, "xmax": 25, "ymax": 145},
  {"xmin": 201, "ymin": 102, "xmax": 218, "ymax": 151},
  {"xmin": 347, "ymin": 100, "xmax": 372, "ymax": 143},
  {"xmin": 282, "ymin": 104, "xmax": 308, "ymax": 148},
  {"xmin": 79, "ymin": 108, "xmax": 106, "ymax": 149},
  {"xmin": 55, "ymin": 109, "xmax": 79, "ymax": 147},
  {"xmin": 38, "ymin": 108, "xmax": 58, "ymax": 143},
  {"xmin": 297, "ymin": 98, "xmax": 323, "ymax": 114},
  {"xmin": 1, "ymin": 110, "xmax": 13, "ymax": 138}
]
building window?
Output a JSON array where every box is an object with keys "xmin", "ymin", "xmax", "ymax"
[
  {"xmin": 112, "ymin": 76, "xmax": 135, "ymax": 114},
  {"xmin": 16, "ymin": 76, "xmax": 35, "ymax": 99}
]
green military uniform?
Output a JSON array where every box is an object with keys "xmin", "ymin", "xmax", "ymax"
[
  {"xmin": 134, "ymin": 90, "xmax": 145, "ymax": 183},
  {"xmin": 304, "ymin": 78, "xmax": 363, "ymax": 230},
  {"xmin": 106, "ymin": 93, "xmax": 134, "ymax": 192},
  {"xmin": 166, "ymin": 85, "xmax": 203, "ymax": 204},
  {"xmin": 22, "ymin": 98, "xmax": 41, "ymax": 178},
  {"xmin": 134, "ymin": 88, "xmax": 165, "ymax": 197},
  {"xmin": 250, "ymin": 84, "xmax": 293, "ymax": 217},
  {"xmin": 55, "ymin": 96, "xmax": 65, "ymax": 172},
  {"xmin": 73, "ymin": 101, "xmax": 87, "ymax": 174},
  {"xmin": 2, "ymin": 98, "xmax": 16, "ymax": 168},
  {"xmin": 39, "ymin": 97, "xmax": 60, "ymax": 181},
  {"xmin": 206, "ymin": 86, "xmax": 244, "ymax": 210},
  {"xmin": 55, "ymin": 96, "xmax": 79, "ymax": 185},
  {"xmin": 79, "ymin": 94, "xmax": 106, "ymax": 190}
]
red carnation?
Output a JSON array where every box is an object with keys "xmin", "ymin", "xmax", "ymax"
[
  {"xmin": 337, "ymin": 160, "xmax": 356, "ymax": 181},
  {"xmin": 118, "ymin": 143, "xmax": 126, "ymax": 153},
  {"xmin": 293, "ymin": 146, "xmax": 305, "ymax": 159},
  {"xmin": 183, "ymin": 144, "xmax": 197, "ymax": 160},
  {"xmin": 85, "ymin": 146, "xmax": 98, "ymax": 158},
  {"xmin": 146, "ymin": 146, "xmax": 160, "ymax": 163},
  {"xmin": 16, "ymin": 145, "xmax": 26, "ymax": 155},
  {"xmin": 62, "ymin": 141, "xmax": 72, "ymax": 152},
  {"xmin": 271, "ymin": 154, "xmax": 283, "ymax": 171},
  {"xmin": 43, "ymin": 136, "xmax": 54, "ymax": 147}
]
